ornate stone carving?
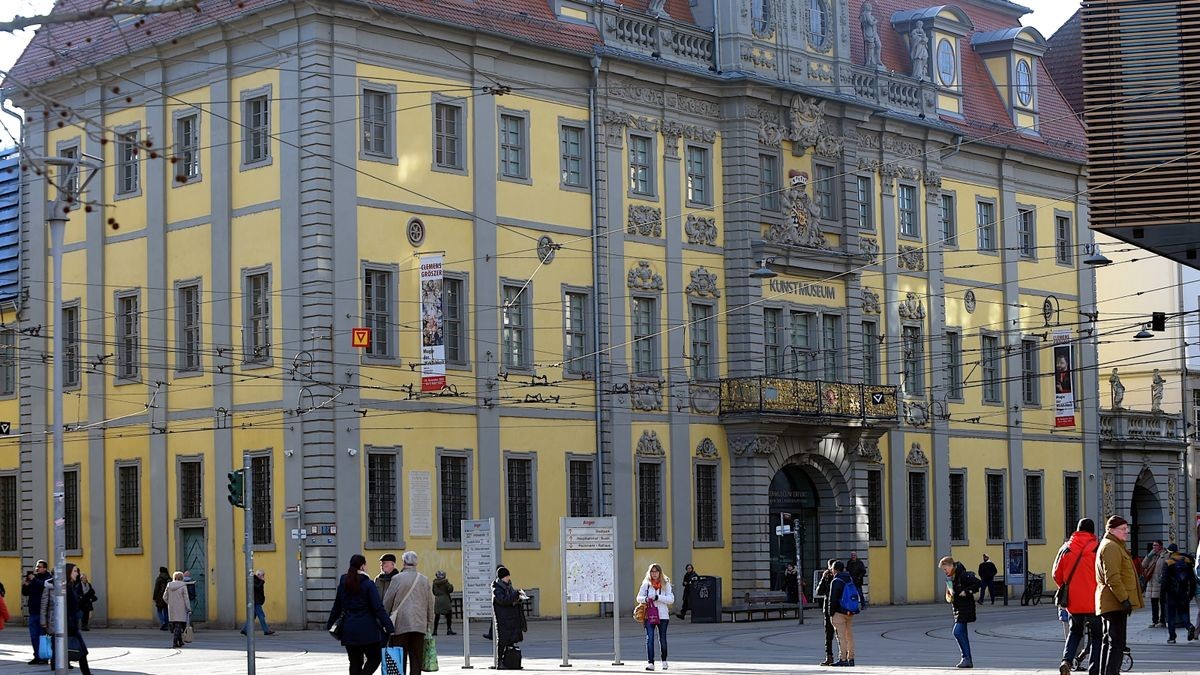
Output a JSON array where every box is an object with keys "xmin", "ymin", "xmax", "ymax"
[
  {"xmin": 605, "ymin": 80, "xmax": 719, "ymax": 117},
  {"xmin": 910, "ymin": 22, "xmax": 929, "ymax": 81},
  {"xmin": 861, "ymin": 1, "xmax": 883, "ymax": 70},
  {"xmin": 685, "ymin": 267, "xmax": 721, "ymax": 298},
  {"xmin": 905, "ymin": 442, "xmax": 929, "ymax": 467},
  {"xmin": 905, "ymin": 401, "xmax": 929, "ymax": 428},
  {"xmin": 685, "ymin": 215, "xmax": 718, "ymax": 246},
  {"xmin": 759, "ymin": 117, "xmax": 785, "ymax": 147},
  {"xmin": 964, "ymin": 289, "xmax": 977, "ymax": 314},
  {"xmin": 897, "ymin": 245, "xmax": 926, "ymax": 271},
  {"xmin": 856, "ymin": 438, "xmax": 883, "ymax": 463},
  {"xmin": 898, "ymin": 291, "xmax": 925, "ymax": 320},
  {"xmin": 536, "ymin": 235, "xmax": 556, "ymax": 264},
  {"xmin": 765, "ymin": 174, "xmax": 830, "ymax": 250},
  {"xmin": 1152, "ymin": 369, "xmax": 1166, "ymax": 412},
  {"xmin": 636, "ymin": 430, "xmax": 665, "ymax": 457},
  {"xmin": 627, "ymin": 261, "xmax": 664, "ymax": 291},
  {"xmin": 695, "ymin": 437, "xmax": 719, "ymax": 459},
  {"xmin": 861, "ymin": 288, "xmax": 881, "ymax": 315},
  {"xmin": 690, "ymin": 384, "xmax": 719, "ymax": 414},
  {"xmin": 632, "ymin": 381, "xmax": 663, "ymax": 411},
  {"xmin": 922, "ymin": 170, "xmax": 943, "ymax": 199},
  {"xmin": 660, "ymin": 119, "xmax": 718, "ymax": 144},
  {"xmin": 730, "ymin": 434, "xmax": 779, "ymax": 457},
  {"xmin": 1102, "ymin": 472, "xmax": 1115, "ymax": 522},
  {"xmin": 858, "ymin": 237, "xmax": 880, "ymax": 264},
  {"xmin": 740, "ymin": 44, "xmax": 776, "ymax": 69},
  {"xmin": 628, "ymin": 205, "xmax": 663, "ymax": 238},
  {"xmin": 647, "ymin": 0, "xmax": 668, "ymax": 18},
  {"xmin": 787, "ymin": 95, "xmax": 844, "ymax": 157},
  {"xmin": 1110, "ymin": 368, "xmax": 1125, "ymax": 410}
]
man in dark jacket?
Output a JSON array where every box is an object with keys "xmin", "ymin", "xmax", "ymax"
[
  {"xmin": 152, "ymin": 567, "xmax": 171, "ymax": 630},
  {"xmin": 825, "ymin": 560, "xmax": 857, "ymax": 667},
  {"xmin": 1159, "ymin": 544, "xmax": 1196, "ymax": 643},
  {"xmin": 241, "ymin": 570, "xmax": 276, "ymax": 635},
  {"xmin": 816, "ymin": 559, "xmax": 837, "ymax": 667},
  {"xmin": 676, "ymin": 564, "xmax": 699, "ymax": 619},
  {"xmin": 977, "ymin": 554, "xmax": 998, "ymax": 605},
  {"xmin": 1053, "ymin": 518, "xmax": 1101, "ymax": 675},
  {"xmin": 22, "ymin": 560, "xmax": 52, "ymax": 664},
  {"xmin": 492, "ymin": 566, "xmax": 526, "ymax": 667},
  {"xmin": 375, "ymin": 553, "xmax": 400, "ymax": 599},
  {"xmin": 940, "ymin": 556, "xmax": 980, "ymax": 669},
  {"xmin": 847, "ymin": 553, "xmax": 867, "ymax": 604}
]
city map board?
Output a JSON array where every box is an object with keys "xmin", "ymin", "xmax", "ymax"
[{"xmin": 563, "ymin": 517, "xmax": 615, "ymax": 603}]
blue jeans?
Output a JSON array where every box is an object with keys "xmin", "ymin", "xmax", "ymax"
[
  {"xmin": 244, "ymin": 604, "xmax": 270, "ymax": 633},
  {"xmin": 1063, "ymin": 613, "xmax": 1101, "ymax": 675},
  {"xmin": 29, "ymin": 614, "xmax": 42, "ymax": 658},
  {"xmin": 953, "ymin": 622, "xmax": 972, "ymax": 663},
  {"xmin": 644, "ymin": 618, "xmax": 668, "ymax": 663},
  {"xmin": 157, "ymin": 606, "xmax": 168, "ymax": 627}
]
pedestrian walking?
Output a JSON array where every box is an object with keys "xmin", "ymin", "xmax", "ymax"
[
  {"xmin": 1096, "ymin": 515, "xmax": 1142, "ymax": 675},
  {"xmin": 1142, "ymin": 540, "xmax": 1166, "ymax": 627},
  {"xmin": 376, "ymin": 554, "xmax": 400, "ymax": 599},
  {"xmin": 493, "ymin": 566, "xmax": 528, "ymax": 669},
  {"xmin": 382, "ymin": 551, "xmax": 435, "ymax": 675},
  {"xmin": 163, "ymin": 571, "xmax": 191, "ymax": 648},
  {"xmin": 816, "ymin": 559, "xmax": 837, "ymax": 666},
  {"xmin": 242, "ymin": 570, "xmax": 276, "ymax": 635},
  {"xmin": 1159, "ymin": 543, "xmax": 1196, "ymax": 643},
  {"xmin": 77, "ymin": 573, "xmax": 97, "ymax": 631},
  {"xmin": 677, "ymin": 564, "xmax": 698, "ymax": 619},
  {"xmin": 153, "ymin": 566, "xmax": 171, "ymax": 630},
  {"xmin": 977, "ymin": 554, "xmax": 998, "ymax": 605},
  {"xmin": 782, "ymin": 563, "xmax": 799, "ymax": 604},
  {"xmin": 636, "ymin": 563, "xmax": 674, "ymax": 671},
  {"xmin": 59, "ymin": 564, "xmax": 92, "ymax": 675},
  {"xmin": 22, "ymin": 560, "xmax": 51, "ymax": 664},
  {"xmin": 1053, "ymin": 517, "xmax": 1101, "ymax": 675},
  {"xmin": 847, "ymin": 553, "xmax": 867, "ymax": 604},
  {"xmin": 431, "ymin": 570, "xmax": 456, "ymax": 636},
  {"xmin": 939, "ymin": 555, "xmax": 981, "ymax": 669},
  {"xmin": 327, "ymin": 553, "xmax": 395, "ymax": 675},
  {"xmin": 826, "ymin": 560, "xmax": 859, "ymax": 667}
]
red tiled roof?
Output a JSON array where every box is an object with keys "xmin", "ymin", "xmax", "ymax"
[
  {"xmin": 1045, "ymin": 9, "xmax": 1083, "ymax": 114},
  {"xmin": 621, "ymin": 0, "xmax": 696, "ymax": 24}
]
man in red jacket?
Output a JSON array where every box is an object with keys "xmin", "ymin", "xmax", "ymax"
[{"xmin": 1053, "ymin": 518, "xmax": 1101, "ymax": 675}]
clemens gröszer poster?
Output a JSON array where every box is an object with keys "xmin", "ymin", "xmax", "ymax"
[
  {"xmin": 419, "ymin": 254, "xmax": 446, "ymax": 392},
  {"xmin": 1052, "ymin": 330, "xmax": 1075, "ymax": 428}
]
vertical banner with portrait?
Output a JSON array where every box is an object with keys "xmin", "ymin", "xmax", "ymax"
[
  {"xmin": 1004, "ymin": 540, "xmax": 1028, "ymax": 586},
  {"xmin": 419, "ymin": 254, "xmax": 446, "ymax": 392},
  {"xmin": 1052, "ymin": 330, "xmax": 1075, "ymax": 428}
]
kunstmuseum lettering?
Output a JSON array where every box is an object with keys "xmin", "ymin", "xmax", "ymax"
[{"xmin": 768, "ymin": 279, "xmax": 838, "ymax": 300}]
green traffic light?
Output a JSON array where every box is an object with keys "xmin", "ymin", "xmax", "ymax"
[{"xmin": 227, "ymin": 469, "xmax": 245, "ymax": 508}]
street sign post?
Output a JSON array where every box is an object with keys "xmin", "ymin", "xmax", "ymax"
[{"xmin": 460, "ymin": 519, "xmax": 495, "ymax": 669}]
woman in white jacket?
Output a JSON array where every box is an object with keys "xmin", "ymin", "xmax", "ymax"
[{"xmin": 636, "ymin": 563, "xmax": 675, "ymax": 671}]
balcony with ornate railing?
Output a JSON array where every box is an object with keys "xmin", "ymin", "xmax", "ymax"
[
  {"xmin": 719, "ymin": 376, "xmax": 899, "ymax": 422},
  {"xmin": 597, "ymin": 8, "xmax": 714, "ymax": 71},
  {"xmin": 1099, "ymin": 409, "xmax": 1187, "ymax": 445}
]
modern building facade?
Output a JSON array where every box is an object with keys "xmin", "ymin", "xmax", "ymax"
[{"xmin": 3, "ymin": 0, "xmax": 1099, "ymax": 627}]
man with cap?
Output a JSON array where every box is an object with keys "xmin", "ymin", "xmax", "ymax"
[
  {"xmin": 1096, "ymin": 515, "xmax": 1142, "ymax": 675},
  {"xmin": 376, "ymin": 554, "xmax": 400, "ymax": 599},
  {"xmin": 1053, "ymin": 518, "xmax": 1100, "ymax": 675}
]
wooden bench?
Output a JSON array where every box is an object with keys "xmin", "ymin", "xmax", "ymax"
[{"xmin": 721, "ymin": 602, "xmax": 800, "ymax": 623}]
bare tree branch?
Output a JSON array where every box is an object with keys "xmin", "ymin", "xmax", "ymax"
[{"xmin": 0, "ymin": 0, "xmax": 200, "ymax": 33}]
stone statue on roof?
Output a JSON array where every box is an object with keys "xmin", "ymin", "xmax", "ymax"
[
  {"xmin": 861, "ymin": 1, "xmax": 883, "ymax": 70},
  {"xmin": 910, "ymin": 22, "xmax": 929, "ymax": 81},
  {"xmin": 647, "ymin": 0, "xmax": 669, "ymax": 18},
  {"xmin": 1109, "ymin": 368, "xmax": 1125, "ymax": 410},
  {"xmin": 1151, "ymin": 368, "xmax": 1165, "ymax": 412}
]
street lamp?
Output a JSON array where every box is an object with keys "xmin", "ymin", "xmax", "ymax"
[
  {"xmin": 41, "ymin": 154, "xmax": 99, "ymax": 675},
  {"xmin": 749, "ymin": 257, "xmax": 778, "ymax": 279},
  {"xmin": 1082, "ymin": 243, "xmax": 1112, "ymax": 266}
]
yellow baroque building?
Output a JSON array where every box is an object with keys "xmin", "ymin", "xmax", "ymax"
[{"xmin": 1, "ymin": 0, "xmax": 1101, "ymax": 626}]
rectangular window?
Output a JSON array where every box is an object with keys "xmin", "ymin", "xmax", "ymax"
[
  {"xmin": 759, "ymin": 154, "xmax": 779, "ymax": 211},
  {"xmin": 117, "ymin": 130, "xmax": 139, "ymax": 195},
  {"xmin": 568, "ymin": 459, "xmax": 594, "ymax": 518},
  {"xmin": 244, "ymin": 95, "xmax": 270, "ymax": 165},
  {"xmin": 499, "ymin": 113, "xmax": 526, "ymax": 179},
  {"xmin": 857, "ymin": 176, "xmax": 874, "ymax": 229},
  {"xmin": 822, "ymin": 314, "xmax": 841, "ymax": 380},
  {"xmin": 1021, "ymin": 338, "xmax": 1040, "ymax": 405},
  {"xmin": 903, "ymin": 325, "xmax": 924, "ymax": 395},
  {"xmin": 179, "ymin": 460, "xmax": 202, "ymax": 520},
  {"xmin": 632, "ymin": 297, "xmax": 658, "ymax": 377},
  {"xmin": 1018, "ymin": 208, "xmax": 1036, "ymax": 258},
  {"xmin": 117, "ymin": 464, "xmax": 140, "ymax": 549},
  {"xmin": 691, "ymin": 303, "xmax": 715, "ymax": 381},
  {"xmin": 60, "ymin": 146, "xmax": 79, "ymax": 197},
  {"xmin": 117, "ymin": 294, "xmax": 139, "ymax": 380},
  {"xmin": 560, "ymin": 124, "xmax": 585, "ymax": 188},
  {"xmin": 367, "ymin": 451, "xmax": 398, "ymax": 543},
  {"xmin": 977, "ymin": 201, "xmax": 997, "ymax": 252},
  {"xmin": 439, "ymin": 455, "xmax": 469, "ymax": 543},
  {"xmin": 434, "ymin": 103, "xmax": 463, "ymax": 170},
  {"xmin": 63, "ymin": 305, "xmax": 79, "ymax": 388},
  {"xmin": 0, "ymin": 330, "xmax": 14, "ymax": 395},
  {"xmin": 177, "ymin": 284, "xmax": 201, "ymax": 372},
  {"xmin": 940, "ymin": 193, "xmax": 957, "ymax": 245},
  {"xmin": 686, "ymin": 145, "xmax": 710, "ymax": 205},
  {"xmin": 814, "ymin": 164, "xmax": 836, "ymax": 220},
  {"xmin": 790, "ymin": 311, "xmax": 815, "ymax": 378},
  {"xmin": 563, "ymin": 291, "xmax": 589, "ymax": 375},
  {"xmin": 1064, "ymin": 474, "xmax": 1081, "ymax": 539},
  {"xmin": 986, "ymin": 472, "xmax": 1005, "ymax": 541},
  {"xmin": 908, "ymin": 471, "xmax": 928, "ymax": 542},
  {"xmin": 867, "ymin": 469, "xmax": 884, "ymax": 541},
  {"xmin": 250, "ymin": 455, "xmax": 272, "ymax": 546},
  {"xmin": 245, "ymin": 272, "xmax": 271, "ymax": 362},
  {"xmin": 982, "ymin": 335, "xmax": 1002, "ymax": 402},
  {"xmin": 946, "ymin": 331, "xmax": 963, "ymax": 399},
  {"xmin": 898, "ymin": 184, "xmax": 919, "ymax": 238},
  {"xmin": 629, "ymin": 135, "xmax": 653, "ymax": 195},
  {"xmin": 1055, "ymin": 215, "xmax": 1073, "ymax": 265},
  {"xmin": 949, "ymin": 471, "xmax": 967, "ymax": 543},
  {"xmin": 764, "ymin": 308, "xmax": 783, "ymax": 375},
  {"xmin": 64, "ymin": 468, "xmax": 80, "ymax": 551},
  {"xmin": 444, "ymin": 277, "xmax": 465, "ymax": 364},
  {"xmin": 637, "ymin": 462, "xmax": 663, "ymax": 542},
  {"xmin": 501, "ymin": 284, "xmax": 530, "ymax": 369},
  {"xmin": 506, "ymin": 457, "xmax": 534, "ymax": 544},
  {"xmin": 361, "ymin": 89, "xmax": 389, "ymax": 156},
  {"xmin": 363, "ymin": 269, "xmax": 393, "ymax": 358},
  {"xmin": 0, "ymin": 474, "xmax": 16, "ymax": 551},
  {"xmin": 1026, "ymin": 473, "xmax": 1044, "ymax": 540},
  {"xmin": 863, "ymin": 321, "xmax": 879, "ymax": 384},
  {"xmin": 695, "ymin": 463, "xmax": 719, "ymax": 543},
  {"xmin": 175, "ymin": 114, "xmax": 200, "ymax": 180}
]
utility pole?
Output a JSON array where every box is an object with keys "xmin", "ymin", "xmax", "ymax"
[{"xmin": 228, "ymin": 461, "xmax": 254, "ymax": 674}]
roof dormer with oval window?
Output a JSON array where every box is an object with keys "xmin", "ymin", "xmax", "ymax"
[
  {"xmin": 890, "ymin": 5, "xmax": 975, "ymax": 118},
  {"xmin": 971, "ymin": 25, "xmax": 1048, "ymax": 133}
]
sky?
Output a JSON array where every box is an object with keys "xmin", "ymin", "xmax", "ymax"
[{"xmin": 0, "ymin": 0, "xmax": 1083, "ymax": 146}]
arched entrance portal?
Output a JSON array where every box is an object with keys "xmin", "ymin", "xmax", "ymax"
[
  {"xmin": 768, "ymin": 465, "xmax": 820, "ymax": 595},
  {"xmin": 1130, "ymin": 476, "xmax": 1164, "ymax": 555}
]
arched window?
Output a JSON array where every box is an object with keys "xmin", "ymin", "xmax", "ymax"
[{"xmin": 808, "ymin": 0, "xmax": 830, "ymax": 49}]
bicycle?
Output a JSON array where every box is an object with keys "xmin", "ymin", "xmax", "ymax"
[{"xmin": 1020, "ymin": 572, "xmax": 1045, "ymax": 606}]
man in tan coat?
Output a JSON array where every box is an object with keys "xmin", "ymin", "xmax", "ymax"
[
  {"xmin": 1095, "ymin": 516, "xmax": 1143, "ymax": 675},
  {"xmin": 382, "ymin": 551, "xmax": 435, "ymax": 675}
]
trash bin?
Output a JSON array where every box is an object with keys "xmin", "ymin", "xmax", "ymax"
[{"xmin": 689, "ymin": 575, "xmax": 722, "ymax": 623}]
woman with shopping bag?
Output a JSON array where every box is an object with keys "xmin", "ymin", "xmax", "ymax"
[{"xmin": 327, "ymin": 554, "xmax": 395, "ymax": 675}]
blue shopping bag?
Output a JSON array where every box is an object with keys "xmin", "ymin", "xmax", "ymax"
[
  {"xmin": 381, "ymin": 645, "xmax": 404, "ymax": 675},
  {"xmin": 38, "ymin": 634, "xmax": 52, "ymax": 661}
]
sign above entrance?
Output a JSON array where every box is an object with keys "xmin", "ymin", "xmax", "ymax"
[{"xmin": 762, "ymin": 275, "xmax": 844, "ymax": 308}]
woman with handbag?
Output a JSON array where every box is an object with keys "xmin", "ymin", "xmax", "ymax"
[
  {"xmin": 381, "ymin": 551, "xmax": 435, "ymax": 675},
  {"xmin": 636, "ymin": 563, "xmax": 674, "ymax": 671},
  {"xmin": 163, "ymin": 571, "xmax": 191, "ymax": 649},
  {"xmin": 327, "ymin": 553, "xmax": 396, "ymax": 675},
  {"xmin": 61, "ymin": 564, "xmax": 92, "ymax": 675}
]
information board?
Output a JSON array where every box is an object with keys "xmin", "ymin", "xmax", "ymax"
[
  {"xmin": 407, "ymin": 471, "xmax": 432, "ymax": 537},
  {"xmin": 563, "ymin": 517, "xmax": 615, "ymax": 603},
  {"xmin": 461, "ymin": 519, "xmax": 496, "ymax": 618}
]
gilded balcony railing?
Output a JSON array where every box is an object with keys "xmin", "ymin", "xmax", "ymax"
[{"xmin": 719, "ymin": 376, "xmax": 899, "ymax": 420}]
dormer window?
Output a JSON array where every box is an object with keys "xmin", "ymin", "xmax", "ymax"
[
  {"xmin": 808, "ymin": 0, "xmax": 831, "ymax": 51},
  {"xmin": 891, "ymin": 6, "xmax": 973, "ymax": 116},
  {"xmin": 971, "ymin": 26, "xmax": 1048, "ymax": 132},
  {"xmin": 937, "ymin": 38, "xmax": 957, "ymax": 86},
  {"xmin": 1015, "ymin": 60, "xmax": 1033, "ymax": 107},
  {"xmin": 752, "ymin": 0, "xmax": 774, "ymax": 38}
]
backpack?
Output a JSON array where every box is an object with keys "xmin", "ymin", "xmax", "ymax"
[
  {"xmin": 839, "ymin": 578, "xmax": 861, "ymax": 614},
  {"xmin": 960, "ymin": 570, "xmax": 982, "ymax": 594}
]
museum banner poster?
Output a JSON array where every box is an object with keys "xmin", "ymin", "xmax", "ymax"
[
  {"xmin": 419, "ymin": 254, "xmax": 446, "ymax": 392},
  {"xmin": 1052, "ymin": 330, "xmax": 1075, "ymax": 428}
]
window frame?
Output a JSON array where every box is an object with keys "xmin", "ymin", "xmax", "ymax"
[
  {"xmin": 64, "ymin": 464, "xmax": 82, "ymax": 554},
  {"xmin": 856, "ymin": 175, "xmax": 874, "ymax": 230},
  {"xmin": 632, "ymin": 294, "xmax": 660, "ymax": 378},
  {"xmin": 985, "ymin": 470, "xmax": 1006, "ymax": 544},
  {"xmin": 498, "ymin": 109, "xmax": 531, "ymax": 183},
  {"xmin": 897, "ymin": 183, "xmax": 920, "ymax": 239},
  {"xmin": 242, "ymin": 266, "xmax": 273, "ymax": 367},
  {"xmin": 628, "ymin": 132, "xmax": 657, "ymax": 199},
  {"xmin": 501, "ymin": 280, "xmax": 533, "ymax": 371},
  {"xmin": 764, "ymin": 307, "xmax": 784, "ymax": 375},
  {"xmin": 907, "ymin": 469, "xmax": 929, "ymax": 544},
  {"xmin": 0, "ymin": 471, "xmax": 18, "ymax": 553},
  {"xmin": 62, "ymin": 301, "xmax": 81, "ymax": 389},
  {"xmin": 443, "ymin": 273, "xmax": 470, "ymax": 368},
  {"xmin": 976, "ymin": 198, "xmax": 998, "ymax": 253},
  {"xmin": 902, "ymin": 324, "xmax": 925, "ymax": 396},
  {"xmin": 759, "ymin": 153, "xmax": 780, "ymax": 211},
  {"xmin": 981, "ymin": 332, "xmax": 1003, "ymax": 404},
  {"xmin": 240, "ymin": 85, "xmax": 273, "ymax": 169},
  {"xmin": 365, "ymin": 446, "xmax": 405, "ymax": 548},
  {"xmin": 559, "ymin": 119, "xmax": 588, "ymax": 191},
  {"xmin": 949, "ymin": 468, "xmax": 968, "ymax": 545},
  {"xmin": 176, "ymin": 456, "xmax": 203, "ymax": 523},
  {"xmin": 436, "ymin": 448, "xmax": 474, "ymax": 549},
  {"xmin": 813, "ymin": 162, "xmax": 838, "ymax": 221},
  {"xmin": 636, "ymin": 458, "xmax": 667, "ymax": 547},
  {"xmin": 940, "ymin": 192, "xmax": 957, "ymax": 246},
  {"xmin": 174, "ymin": 279, "xmax": 202, "ymax": 375},
  {"xmin": 866, "ymin": 467, "xmax": 886, "ymax": 545},
  {"xmin": 115, "ymin": 459, "xmax": 143, "ymax": 554},
  {"xmin": 1063, "ymin": 471, "xmax": 1082, "ymax": 539},
  {"xmin": 562, "ymin": 286, "xmax": 591, "ymax": 379},
  {"xmin": 693, "ymin": 457, "xmax": 724, "ymax": 547},
  {"xmin": 789, "ymin": 310, "xmax": 817, "ymax": 379},
  {"xmin": 0, "ymin": 329, "xmax": 15, "ymax": 397},
  {"xmin": 946, "ymin": 329, "xmax": 963, "ymax": 401},
  {"xmin": 566, "ymin": 453, "xmax": 596, "ymax": 518},
  {"xmin": 1021, "ymin": 337, "xmax": 1040, "ymax": 406},
  {"xmin": 862, "ymin": 320, "xmax": 880, "ymax": 385},
  {"xmin": 115, "ymin": 289, "xmax": 141, "ymax": 383},
  {"xmin": 55, "ymin": 139, "xmax": 81, "ymax": 199},
  {"xmin": 114, "ymin": 123, "xmax": 141, "ymax": 198},
  {"xmin": 1025, "ymin": 470, "xmax": 1045, "ymax": 543},
  {"xmin": 820, "ymin": 313, "xmax": 842, "ymax": 381},
  {"xmin": 503, "ymin": 451, "xmax": 540, "ymax": 549},
  {"xmin": 172, "ymin": 110, "xmax": 202, "ymax": 185},
  {"xmin": 690, "ymin": 301, "xmax": 718, "ymax": 382},
  {"xmin": 432, "ymin": 97, "xmax": 467, "ymax": 174},
  {"xmin": 1017, "ymin": 206, "xmax": 1037, "ymax": 259},
  {"xmin": 247, "ymin": 451, "xmax": 274, "ymax": 550},
  {"xmin": 1055, "ymin": 211, "xmax": 1073, "ymax": 266},
  {"xmin": 685, "ymin": 143, "xmax": 712, "ymax": 206},
  {"xmin": 362, "ymin": 262, "xmax": 399, "ymax": 361},
  {"xmin": 360, "ymin": 82, "xmax": 396, "ymax": 162}
]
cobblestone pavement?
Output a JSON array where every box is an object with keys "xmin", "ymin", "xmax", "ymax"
[{"xmin": 0, "ymin": 602, "xmax": 1195, "ymax": 673}]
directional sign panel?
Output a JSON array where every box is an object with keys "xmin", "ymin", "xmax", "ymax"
[
  {"xmin": 351, "ymin": 328, "xmax": 371, "ymax": 349},
  {"xmin": 0, "ymin": 421, "xmax": 10, "ymax": 435}
]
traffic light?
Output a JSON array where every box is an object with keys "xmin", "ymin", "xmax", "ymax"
[{"xmin": 227, "ymin": 469, "xmax": 245, "ymax": 508}]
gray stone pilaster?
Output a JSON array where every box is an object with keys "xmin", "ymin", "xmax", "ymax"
[
  {"xmin": 146, "ymin": 64, "xmax": 170, "ymax": 580},
  {"xmin": 20, "ymin": 112, "xmax": 48, "ymax": 571},
  {"xmin": 729, "ymin": 450, "xmax": 773, "ymax": 594},
  {"xmin": 664, "ymin": 138, "xmax": 690, "ymax": 578},
  {"xmin": 999, "ymin": 163, "xmax": 1026, "ymax": 545}
]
